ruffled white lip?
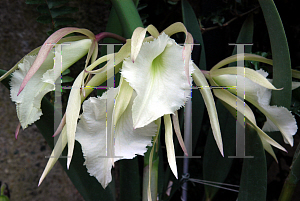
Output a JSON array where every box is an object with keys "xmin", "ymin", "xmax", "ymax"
[
  {"xmin": 10, "ymin": 39, "xmax": 92, "ymax": 129},
  {"xmin": 10, "ymin": 54, "xmax": 55, "ymax": 129},
  {"xmin": 75, "ymin": 87, "xmax": 157, "ymax": 188},
  {"xmin": 121, "ymin": 32, "xmax": 194, "ymax": 129}
]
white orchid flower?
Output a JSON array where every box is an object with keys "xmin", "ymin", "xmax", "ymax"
[
  {"xmin": 2, "ymin": 28, "xmax": 99, "ymax": 131},
  {"xmin": 38, "ymin": 23, "xmax": 223, "ymax": 191},
  {"xmin": 212, "ymin": 69, "xmax": 297, "ymax": 146},
  {"xmin": 205, "ymin": 55, "xmax": 297, "ymax": 159},
  {"xmin": 76, "ymin": 28, "xmax": 195, "ymax": 187},
  {"xmin": 10, "ymin": 38, "xmax": 92, "ymax": 129}
]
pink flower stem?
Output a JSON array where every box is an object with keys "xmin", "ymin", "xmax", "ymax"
[{"xmin": 95, "ymin": 32, "xmax": 126, "ymax": 43}]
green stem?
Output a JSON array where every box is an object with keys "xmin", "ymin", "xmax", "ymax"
[
  {"xmin": 0, "ymin": 184, "xmax": 5, "ymax": 195},
  {"xmin": 278, "ymin": 143, "xmax": 300, "ymax": 201},
  {"xmin": 143, "ymin": 157, "xmax": 159, "ymax": 201},
  {"xmin": 278, "ymin": 176, "xmax": 297, "ymax": 201},
  {"xmin": 110, "ymin": 0, "xmax": 144, "ymax": 38}
]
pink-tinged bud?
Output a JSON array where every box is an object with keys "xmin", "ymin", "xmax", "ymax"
[{"xmin": 15, "ymin": 122, "xmax": 21, "ymax": 139}]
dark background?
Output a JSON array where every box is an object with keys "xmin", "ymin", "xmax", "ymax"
[{"xmin": 0, "ymin": 0, "xmax": 299, "ymax": 200}]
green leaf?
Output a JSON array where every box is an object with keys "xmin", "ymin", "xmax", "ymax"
[
  {"xmin": 229, "ymin": 14, "xmax": 253, "ymax": 67},
  {"xmin": 204, "ymin": 15, "xmax": 254, "ymax": 199},
  {"xmin": 0, "ymin": 69, "xmax": 115, "ymax": 201},
  {"xmin": 278, "ymin": 142, "xmax": 300, "ymax": 200},
  {"xmin": 47, "ymin": 0, "xmax": 69, "ymax": 9},
  {"xmin": 110, "ymin": 0, "xmax": 144, "ymax": 38},
  {"xmin": 50, "ymin": 6, "xmax": 78, "ymax": 18},
  {"xmin": 181, "ymin": 0, "xmax": 206, "ymax": 70},
  {"xmin": 258, "ymin": 0, "xmax": 292, "ymax": 109},
  {"xmin": 119, "ymin": 158, "xmax": 141, "ymax": 201},
  {"xmin": 54, "ymin": 17, "xmax": 76, "ymax": 27},
  {"xmin": 25, "ymin": 0, "xmax": 45, "ymax": 4},
  {"xmin": 203, "ymin": 101, "xmax": 236, "ymax": 200},
  {"xmin": 238, "ymin": 125, "xmax": 267, "ymax": 201},
  {"xmin": 61, "ymin": 76, "xmax": 74, "ymax": 83},
  {"xmin": 37, "ymin": 4, "xmax": 50, "ymax": 14},
  {"xmin": 181, "ymin": 0, "xmax": 207, "ymax": 153},
  {"xmin": 291, "ymin": 143, "xmax": 300, "ymax": 168},
  {"xmin": 62, "ymin": 68, "xmax": 70, "ymax": 75},
  {"xmin": 36, "ymin": 15, "xmax": 52, "ymax": 24}
]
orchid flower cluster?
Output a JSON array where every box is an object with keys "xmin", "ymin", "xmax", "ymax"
[{"xmin": 1, "ymin": 22, "xmax": 297, "ymax": 191}]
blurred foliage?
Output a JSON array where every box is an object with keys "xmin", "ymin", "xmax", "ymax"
[{"xmin": 25, "ymin": 0, "xmax": 78, "ymax": 35}]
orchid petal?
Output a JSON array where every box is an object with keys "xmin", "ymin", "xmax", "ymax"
[
  {"xmin": 18, "ymin": 28, "xmax": 95, "ymax": 95},
  {"xmin": 85, "ymin": 40, "xmax": 131, "ymax": 74},
  {"xmin": 122, "ymin": 33, "xmax": 193, "ymax": 128},
  {"xmin": 211, "ymin": 79, "xmax": 287, "ymax": 157},
  {"xmin": 0, "ymin": 47, "xmax": 40, "ymax": 82},
  {"xmin": 192, "ymin": 66, "xmax": 223, "ymax": 155},
  {"xmin": 65, "ymin": 53, "xmax": 115, "ymax": 168},
  {"xmin": 10, "ymin": 39, "xmax": 92, "ymax": 129},
  {"xmin": 210, "ymin": 67, "xmax": 278, "ymax": 90},
  {"xmin": 81, "ymin": 39, "xmax": 98, "ymax": 96},
  {"xmin": 172, "ymin": 111, "xmax": 188, "ymax": 156},
  {"xmin": 66, "ymin": 72, "xmax": 83, "ymax": 169},
  {"xmin": 147, "ymin": 119, "xmax": 161, "ymax": 201},
  {"xmin": 164, "ymin": 114, "xmax": 178, "ymax": 179},
  {"xmin": 209, "ymin": 77, "xmax": 257, "ymax": 124},
  {"xmin": 221, "ymin": 101, "xmax": 282, "ymax": 161},
  {"xmin": 210, "ymin": 53, "xmax": 273, "ymax": 72},
  {"xmin": 75, "ymin": 88, "xmax": 157, "ymax": 188},
  {"xmin": 292, "ymin": 69, "xmax": 300, "ymax": 79},
  {"xmin": 162, "ymin": 22, "xmax": 193, "ymax": 85},
  {"xmin": 292, "ymin": 81, "xmax": 300, "ymax": 90},
  {"xmin": 213, "ymin": 70, "xmax": 297, "ymax": 146},
  {"xmin": 113, "ymin": 77, "xmax": 133, "ymax": 125},
  {"xmin": 261, "ymin": 104, "xmax": 297, "ymax": 146},
  {"xmin": 131, "ymin": 25, "xmax": 159, "ymax": 62},
  {"xmin": 38, "ymin": 126, "xmax": 67, "ymax": 186},
  {"xmin": 260, "ymin": 139, "xmax": 278, "ymax": 163}
]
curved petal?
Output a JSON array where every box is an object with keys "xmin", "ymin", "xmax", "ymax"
[
  {"xmin": 212, "ymin": 72, "xmax": 271, "ymax": 104},
  {"xmin": 10, "ymin": 39, "xmax": 92, "ymax": 129},
  {"xmin": 162, "ymin": 22, "xmax": 193, "ymax": 85},
  {"xmin": 164, "ymin": 114, "xmax": 178, "ymax": 179},
  {"xmin": 121, "ymin": 33, "xmax": 193, "ymax": 128},
  {"xmin": 213, "ymin": 69, "xmax": 297, "ymax": 146},
  {"xmin": 210, "ymin": 53, "xmax": 273, "ymax": 72},
  {"xmin": 193, "ymin": 66, "xmax": 223, "ymax": 156},
  {"xmin": 210, "ymin": 67, "xmax": 278, "ymax": 90},
  {"xmin": 10, "ymin": 54, "xmax": 53, "ymax": 129},
  {"xmin": 261, "ymin": 104, "xmax": 297, "ymax": 146},
  {"xmin": 131, "ymin": 25, "xmax": 159, "ymax": 62},
  {"xmin": 38, "ymin": 126, "xmax": 67, "ymax": 186},
  {"xmin": 18, "ymin": 28, "xmax": 95, "ymax": 95},
  {"xmin": 75, "ymin": 88, "xmax": 157, "ymax": 188}
]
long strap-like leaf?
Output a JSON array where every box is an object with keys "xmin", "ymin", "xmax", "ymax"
[{"xmin": 258, "ymin": 0, "xmax": 292, "ymax": 109}]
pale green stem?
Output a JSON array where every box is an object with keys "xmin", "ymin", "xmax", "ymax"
[
  {"xmin": 278, "ymin": 143, "xmax": 300, "ymax": 201},
  {"xmin": 0, "ymin": 184, "xmax": 6, "ymax": 195},
  {"xmin": 278, "ymin": 176, "xmax": 297, "ymax": 201},
  {"xmin": 110, "ymin": 0, "xmax": 144, "ymax": 38},
  {"xmin": 143, "ymin": 158, "xmax": 159, "ymax": 201}
]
